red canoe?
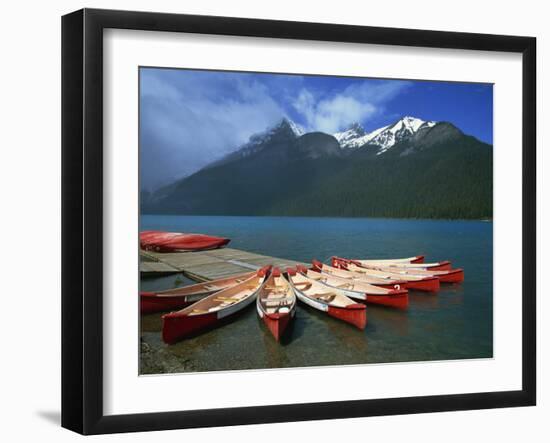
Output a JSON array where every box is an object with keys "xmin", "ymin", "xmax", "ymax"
[
  {"xmin": 332, "ymin": 257, "xmax": 461, "ymax": 283},
  {"xmin": 286, "ymin": 268, "xmax": 367, "ymax": 329},
  {"xmin": 162, "ymin": 266, "xmax": 270, "ymax": 344},
  {"xmin": 296, "ymin": 265, "xmax": 408, "ymax": 310},
  {"xmin": 140, "ymin": 230, "xmax": 230, "ymax": 252},
  {"xmin": 140, "ymin": 271, "xmax": 255, "ymax": 314},
  {"xmin": 351, "ymin": 255, "xmax": 425, "ymax": 265},
  {"xmin": 338, "ymin": 261, "xmax": 440, "ymax": 292},
  {"xmin": 337, "ymin": 256, "xmax": 451, "ymax": 271},
  {"xmin": 324, "ymin": 261, "xmax": 440, "ymax": 292},
  {"xmin": 256, "ymin": 268, "xmax": 297, "ymax": 341},
  {"xmin": 361, "ymin": 265, "xmax": 464, "ymax": 283},
  {"xmin": 311, "ymin": 260, "xmax": 407, "ymax": 289}
]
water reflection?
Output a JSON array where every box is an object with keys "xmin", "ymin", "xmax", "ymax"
[
  {"xmin": 368, "ymin": 305, "xmax": 410, "ymax": 337},
  {"xmin": 408, "ymin": 293, "xmax": 440, "ymax": 311}
]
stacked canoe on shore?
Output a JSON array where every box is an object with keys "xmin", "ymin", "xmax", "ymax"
[
  {"xmin": 140, "ymin": 230, "xmax": 231, "ymax": 252},
  {"xmin": 141, "ymin": 253, "xmax": 464, "ymax": 345}
]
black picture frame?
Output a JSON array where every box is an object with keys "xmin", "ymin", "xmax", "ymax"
[{"xmin": 61, "ymin": 8, "xmax": 537, "ymax": 435}]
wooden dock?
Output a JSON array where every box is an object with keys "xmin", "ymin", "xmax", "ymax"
[{"xmin": 140, "ymin": 247, "xmax": 306, "ymax": 282}]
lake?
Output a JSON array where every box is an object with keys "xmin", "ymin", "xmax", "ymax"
[{"xmin": 140, "ymin": 215, "xmax": 493, "ymax": 374}]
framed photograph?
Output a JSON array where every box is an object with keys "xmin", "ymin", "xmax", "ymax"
[{"xmin": 62, "ymin": 8, "xmax": 536, "ymax": 435}]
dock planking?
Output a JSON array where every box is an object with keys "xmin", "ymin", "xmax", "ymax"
[
  {"xmin": 140, "ymin": 261, "xmax": 180, "ymax": 277},
  {"xmin": 140, "ymin": 247, "xmax": 306, "ymax": 282}
]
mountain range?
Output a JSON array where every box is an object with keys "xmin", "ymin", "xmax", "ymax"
[{"xmin": 142, "ymin": 116, "xmax": 493, "ymax": 219}]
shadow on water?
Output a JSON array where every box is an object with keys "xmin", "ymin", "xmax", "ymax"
[
  {"xmin": 280, "ymin": 315, "xmax": 299, "ymax": 344},
  {"xmin": 440, "ymin": 285, "xmax": 466, "ymax": 306},
  {"xmin": 281, "ymin": 307, "xmax": 310, "ymax": 343},
  {"xmin": 408, "ymin": 292, "xmax": 440, "ymax": 310},
  {"xmin": 261, "ymin": 327, "xmax": 291, "ymax": 368},
  {"xmin": 367, "ymin": 304, "xmax": 410, "ymax": 337},
  {"xmin": 256, "ymin": 313, "xmax": 301, "ymax": 346}
]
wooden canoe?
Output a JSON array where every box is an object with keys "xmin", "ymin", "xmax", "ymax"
[
  {"xmin": 161, "ymin": 266, "xmax": 270, "ymax": 344},
  {"xmin": 360, "ymin": 264, "xmax": 464, "ymax": 283},
  {"xmin": 311, "ymin": 260, "xmax": 407, "ymax": 289},
  {"xmin": 140, "ymin": 271, "xmax": 255, "ymax": 314},
  {"xmin": 286, "ymin": 268, "xmax": 367, "ymax": 329},
  {"xmin": 339, "ymin": 261, "xmax": 440, "ymax": 292},
  {"xmin": 256, "ymin": 268, "xmax": 297, "ymax": 341},
  {"xmin": 296, "ymin": 265, "xmax": 408, "ymax": 310},
  {"xmin": 346, "ymin": 255, "xmax": 425, "ymax": 265},
  {"xmin": 333, "ymin": 256, "xmax": 451, "ymax": 271}
]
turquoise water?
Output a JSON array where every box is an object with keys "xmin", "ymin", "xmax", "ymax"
[{"xmin": 140, "ymin": 215, "xmax": 493, "ymax": 373}]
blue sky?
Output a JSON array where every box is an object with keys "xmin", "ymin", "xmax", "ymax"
[{"xmin": 140, "ymin": 67, "xmax": 493, "ymax": 190}]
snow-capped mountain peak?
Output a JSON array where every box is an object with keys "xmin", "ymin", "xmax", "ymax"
[
  {"xmin": 334, "ymin": 123, "xmax": 367, "ymax": 148},
  {"xmin": 281, "ymin": 117, "xmax": 306, "ymax": 137},
  {"xmin": 334, "ymin": 116, "xmax": 436, "ymax": 153},
  {"xmin": 394, "ymin": 116, "xmax": 432, "ymax": 133},
  {"xmin": 243, "ymin": 118, "xmax": 304, "ymax": 148},
  {"xmin": 374, "ymin": 116, "xmax": 436, "ymax": 154},
  {"xmin": 211, "ymin": 118, "xmax": 305, "ymax": 166}
]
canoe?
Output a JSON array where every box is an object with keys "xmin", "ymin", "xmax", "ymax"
[
  {"xmin": 286, "ymin": 268, "xmax": 367, "ymax": 329},
  {"xmin": 332, "ymin": 257, "xmax": 461, "ymax": 282},
  {"xmin": 311, "ymin": 260, "xmax": 407, "ymax": 289},
  {"xmin": 140, "ymin": 230, "xmax": 230, "ymax": 252},
  {"xmin": 349, "ymin": 255, "xmax": 425, "ymax": 265},
  {"xmin": 357, "ymin": 264, "xmax": 464, "ymax": 283},
  {"xmin": 161, "ymin": 266, "xmax": 270, "ymax": 344},
  {"xmin": 140, "ymin": 271, "xmax": 254, "ymax": 314},
  {"xmin": 334, "ymin": 256, "xmax": 451, "ymax": 271},
  {"xmin": 296, "ymin": 265, "xmax": 408, "ymax": 310},
  {"xmin": 337, "ymin": 261, "xmax": 440, "ymax": 292},
  {"xmin": 256, "ymin": 268, "xmax": 297, "ymax": 341}
]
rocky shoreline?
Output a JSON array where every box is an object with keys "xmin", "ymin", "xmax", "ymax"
[{"xmin": 140, "ymin": 336, "xmax": 196, "ymax": 375}]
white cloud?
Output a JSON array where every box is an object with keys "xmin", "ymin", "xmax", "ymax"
[
  {"xmin": 293, "ymin": 80, "xmax": 410, "ymax": 133},
  {"xmin": 140, "ymin": 70, "xmax": 286, "ymax": 190}
]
